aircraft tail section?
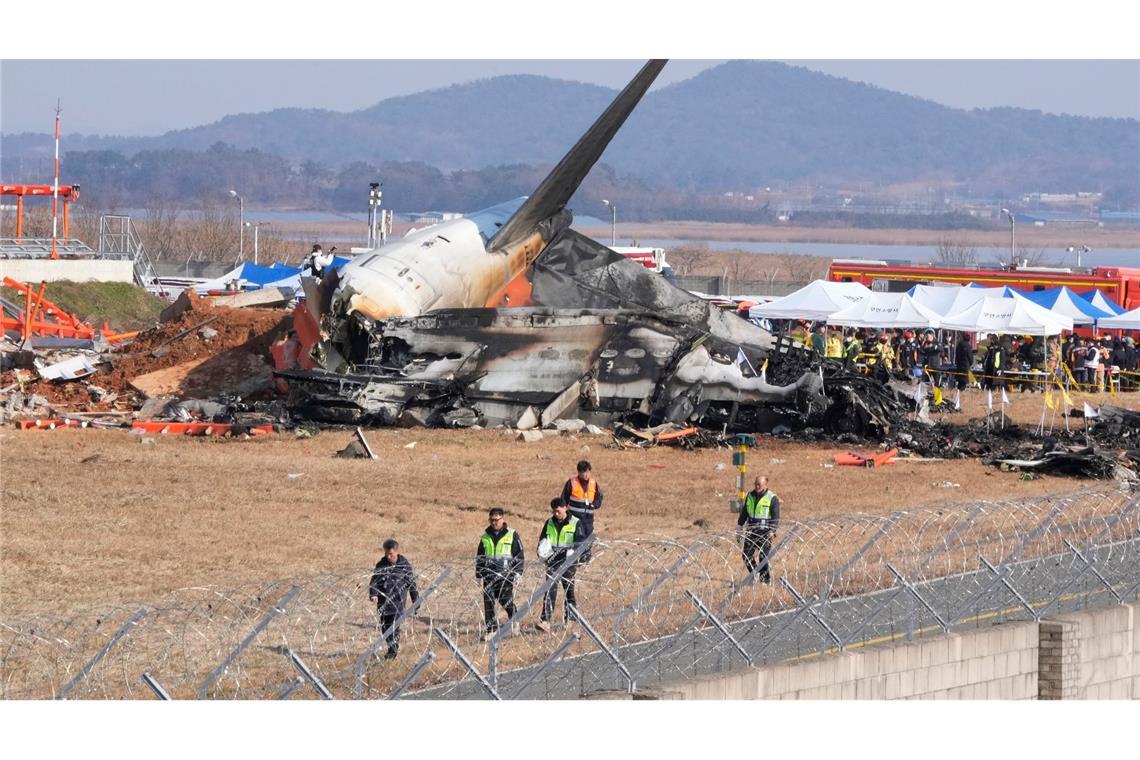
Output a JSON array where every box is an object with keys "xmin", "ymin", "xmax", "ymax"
[{"xmin": 488, "ymin": 59, "xmax": 666, "ymax": 252}]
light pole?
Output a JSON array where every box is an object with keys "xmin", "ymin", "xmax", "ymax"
[
  {"xmin": 247, "ymin": 221, "xmax": 269, "ymax": 265},
  {"xmin": 229, "ymin": 189, "xmax": 245, "ymax": 261},
  {"xmin": 1000, "ymin": 207, "xmax": 1015, "ymax": 267},
  {"xmin": 601, "ymin": 198, "xmax": 616, "ymax": 247},
  {"xmin": 1066, "ymin": 244, "xmax": 1091, "ymax": 268}
]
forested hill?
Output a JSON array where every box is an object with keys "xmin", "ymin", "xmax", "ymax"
[{"xmin": 4, "ymin": 61, "xmax": 1137, "ymax": 200}]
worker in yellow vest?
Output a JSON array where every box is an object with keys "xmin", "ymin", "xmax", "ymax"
[
  {"xmin": 476, "ymin": 507, "xmax": 525, "ymax": 637},
  {"xmin": 536, "ymin": 498, "xmax": 585, "ymax": 632},
  {"xmin": 735, "ymin": 475, "xmax": 781, "ymax": 583},
  {"xmin": 825, "ymin": 328, "xmax": 843, "ymax": 359}
]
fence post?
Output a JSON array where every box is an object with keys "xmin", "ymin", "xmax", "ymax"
[
  {"xmin": 977, "ymin": 556, "xmax": 1039, "ymax": 621},
  {"xmin": 568, "ymin": 603, "xmax": 635, "ymax": 693},
  {"xmin": 141, "ymin": 671, "xmax": 171, "ymax": 701},
  {"xmin": 353, "ymin": 567, "xmax": 451, "ymax": 700},
  {"xmin": 287, "ymin": 648, "xmax": 334, "ymax": 700},
  {"xmin": 950, "ymin": 501, "xmax": 1066, "ymax": 624},
  {"xmin": 56, "ymin": 607, "xmax": 146, "ymax": 700},
  {"xmin": 885, "ymin": 563, "xmax": 949, "ymax": 633},
  {"xmin": 510, "ymin": 632, "xmax": 582, "ymax": 700},
  {"xmin": 686, "ymin": 591, "xmax": 753, "ymax": 666},
  {"xmin": 387, "ymin": 651, "xmax": 437, "ymax": 700},
  {"xmin": 780, "ymin": 579, "xmax": 843, "ymax": 649},
  {"xmin": 197, "ymin": 585, "xmax": 299, "ymax": 700},
  {"xmin": 432, "ymin": 628, "xmax": 500, "ymax": 700}
]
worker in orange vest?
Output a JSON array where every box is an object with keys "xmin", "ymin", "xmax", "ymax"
[{"xmin": 560, "ymin": 459, "xmax": 603, "ymax": 563}]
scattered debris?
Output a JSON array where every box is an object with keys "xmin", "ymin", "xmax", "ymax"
[
  {"xmin": 833, "ymin": 448, "xmax": 899, "ymax": 468},
  {"xmin": 935, "ymin": 481, "xmax": 961, "ymax": 488},
  {"xmin": 36, "ymin": 355, "xmax": 98, "ymax": 381},
  {"xmin": 287, "ymin": 472, "xmax": 305, "ymax": 479},
  {"xmin": 336, "ymin": 439, "xmax": 375, "ymax": 458},
  {"xmin": 516, "ymin": 430, "xmax": 544, "ymax": 443},
  {"xmin": 353, "ymin": 427, "xmax": 378, "ymax": 460},
  {"xmin": 403, "ymin": 441, "xmax": 417, "ymax": 449}
]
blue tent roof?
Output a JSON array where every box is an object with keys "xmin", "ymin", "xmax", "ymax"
[
  {"xmin": 1078, "ymin": 289, "xmax": 1125, "ymax": 315},
  {"xmin": 1021, "ymin": 286, "xmax": 1113, "ymax": 322}
]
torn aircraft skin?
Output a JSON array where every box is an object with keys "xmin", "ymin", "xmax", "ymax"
[
  {"xmin": 281, "ymin": 307, "xmax": 825, "ymax": 430},
  {"xmin": 286, "ymin": 58, "xmax": 843, "ymax": 433}
]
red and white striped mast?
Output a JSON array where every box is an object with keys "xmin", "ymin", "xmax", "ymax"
[{"xmin": 50, "ymin": 100, "xmax": 62, "ymax": 260}]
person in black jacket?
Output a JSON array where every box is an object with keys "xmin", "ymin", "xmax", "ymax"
[
  {"xmin": 954, "ymin": 333, "xmax": 974, "ymax": 390},
  {"xmin": 369, "ymin": 539, "xmax": 420, "ymax": 660},
  {"xmin": 476, "ymin": 507, "xmax": 525, "ymax": 637},
  {"xmin": 536, "ymin": 498, "xmax": 584, "ymax": 632}
]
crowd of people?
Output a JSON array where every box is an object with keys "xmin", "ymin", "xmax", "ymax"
[{"xmin": 784, "ymin": 322, "xmax": 1140, "ymax": 393}]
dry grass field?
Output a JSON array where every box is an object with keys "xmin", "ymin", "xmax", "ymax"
[{"xmin": 3, "ymin": 387, "xmax": 1136, "ymax": 619}]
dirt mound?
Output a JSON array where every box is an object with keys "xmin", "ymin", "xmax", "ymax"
[
  {"xmin": 2, "ymin": 301, "xmax": 291, "ymax": 412},
  {"xmin": 102, "ymin": 302, "xmax": 290, "ymax": 397}
]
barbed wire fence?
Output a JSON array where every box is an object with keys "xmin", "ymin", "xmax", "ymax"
[{"xmin": 2, "ymin": 487, "xmax": 1138, "ymax": 700}]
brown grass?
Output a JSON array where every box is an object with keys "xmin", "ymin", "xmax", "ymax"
[{"xmin": 7, "ymin": 388, "xmax": 1135, "ymax": 618}]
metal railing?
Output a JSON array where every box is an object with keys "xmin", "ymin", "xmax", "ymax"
[{"xmin": 2, "ymin": 488, "xmax": 1137, "ymax": 700}]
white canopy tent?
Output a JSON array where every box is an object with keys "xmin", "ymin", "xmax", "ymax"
[
  {"xmin": 939, "ymin": 296, "xmax": 1073, "ymax": 336},
  {"xmin": 826, "ymin": 292, "xmax": 943, "ymax": 329},
  {"xmin": 1096, "ymin": 306, "xmax": 1140, "ymax": 331},
  {"xmin": 748, "ymin": 280, "xmax": 871, "ymax": 321},
  {"xmin": 906, "ymin": 284, "xmax": 962, "ymax": 316},
  {"xmin": 937, "ymin": 286, "xmax": 1013, "ymax": 318}
]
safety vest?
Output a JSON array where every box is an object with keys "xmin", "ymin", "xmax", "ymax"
[
  {"xmin": 825, "ymin": 336, "xmax": 842, "ymax": 358},
  {"xmin": 545, "ymin": 516, "xmax": 580, "ymax": 548},
  {"xmin": 745, "ymin": 490, "xmax": 776, "ymax": 522},
  {"xmin": 481, "ymin": 528, "xmax": 516, "ymax": 560},
  {"xmin": 568, "ymin": 477, "xmax": 597, "ymax": 508},
  {"xmin": 844, "ymin": 341, "xmax": 862, "ymax": 361}
]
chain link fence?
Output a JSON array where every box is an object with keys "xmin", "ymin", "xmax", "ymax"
[{"xmin": 3, "ymin": 487, "xmax": 1138, "ymax": 700}]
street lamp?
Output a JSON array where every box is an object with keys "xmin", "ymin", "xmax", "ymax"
[
  {"xmin": 229, "ymin": 189, "xmax": 245, "ymax": 260},
  {"xmin": 246, "ymin": 221, "xmax": 269, "ymax": 265},
  {"xmin": 1000, "ymin": 208, "xmax": 1016, "ymax": 267},
  {"xmin": 1066, "ymin": 244, "xmax": 1091, "ymax": 268},
  {"xmin": 601, "ymin": 198, "xmax": 616, "ymax": 247}
]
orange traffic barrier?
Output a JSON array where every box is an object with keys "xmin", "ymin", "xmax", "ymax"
[
  {"xmin": 833, "ymin": 448, "xmax": 899, "ymax": 468},
  {"xmin": 130, "ymin": 421, "xmax": 274, "ymax": 436},
  {"xmin": 16, "ymin": 418, "xmax": 85, "ymax": 430}
]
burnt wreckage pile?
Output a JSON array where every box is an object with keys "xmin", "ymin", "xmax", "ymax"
[{"xmin": 281, "ymin": 229, "xmax": 911, "ymax": 440}]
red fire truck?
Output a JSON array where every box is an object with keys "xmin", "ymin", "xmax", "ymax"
[{"xmin": 826, "ymin": 259, "xmax": 1140, "ymax": 312}]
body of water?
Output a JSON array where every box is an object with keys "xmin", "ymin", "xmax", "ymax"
[{"xmin": 622, "ymin": 238, "xmax": 1140, "ymax": 269}]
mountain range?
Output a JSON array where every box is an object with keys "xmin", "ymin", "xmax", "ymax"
[{"xmin": 3, "ymin": 61, "xmax": 1137, "ymax": 200}]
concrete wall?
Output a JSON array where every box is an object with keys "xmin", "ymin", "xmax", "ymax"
[
  {"xmin": 1054, "ymin": 604, "xmax": 1137, "ymax": 699},
  {"xmin": 657, "ymin": 603, "xmax": 1138, "ymax": 700},
  {"xmin": 0, "ymin": 259, "xmax": 134, "ymax": 283}
]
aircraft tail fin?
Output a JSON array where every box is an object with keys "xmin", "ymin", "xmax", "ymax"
[{"xmin": 488, "ymin": 59, "xmax": 666, "ymax": 251}]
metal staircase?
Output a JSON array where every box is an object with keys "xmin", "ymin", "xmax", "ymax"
[{"xmin": 98, "ymin": 214, "xmax": 161, "ymax": 291}]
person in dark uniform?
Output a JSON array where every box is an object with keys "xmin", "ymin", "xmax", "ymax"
[
  {"xmin": 981, "ymin": 335, "xmax": 1005, "ymax": 390},
  {"xmin": 736, "ymin": 475, "xmax": 781, "ymax": 583},
  {"xmin": 369, "ymin": 539, "xmax": 420, "ymax": 660},
  {"xmin": 536, "ymin": 498, "xmax": 583, "ymax": 632},
  {"xmin": 954, "ymin": 332, "xmax": 974, "ymax": 390},
  {"xmin": 560, "ymin": 460, "xmax": 602, "ymax": 563},
  {"xmin": 475, "ymin": 507, "xmax": 524, "ymax": 637}
]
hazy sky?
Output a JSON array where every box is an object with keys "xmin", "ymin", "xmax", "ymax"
[{"xmin": 2, "ymin": 59, "xmax": 1137, "ymax": 137}]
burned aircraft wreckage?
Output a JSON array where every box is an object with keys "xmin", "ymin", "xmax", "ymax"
[{"xmin": 278, "ymin": 59, "xmax": 902, "ymax": 438}]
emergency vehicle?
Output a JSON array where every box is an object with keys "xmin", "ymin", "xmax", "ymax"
[
  {"xmin": 612, "ymin": 246, "xmax": 677, "ymax": 284},
  {"xmin": 826, "ymin": 259, "xmax": 1140, "ymax": 311}
]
